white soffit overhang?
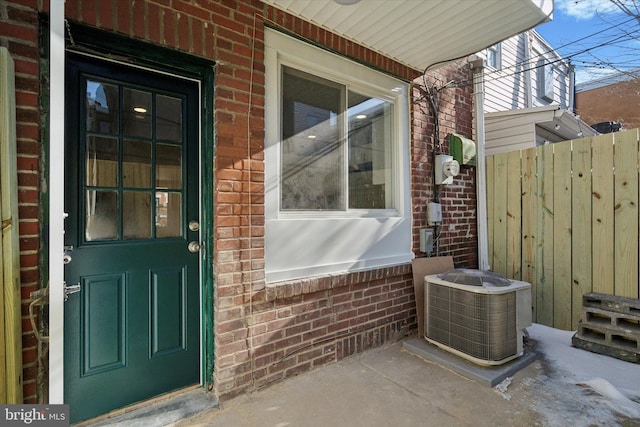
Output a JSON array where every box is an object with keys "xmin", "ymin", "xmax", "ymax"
[
  {"xmin": 486, "ymin": 106, "xmax": 598, "ymax": 142},
  {"xmin": 261, "ymin": 0, "xmax": 553, "ymax": 72}
]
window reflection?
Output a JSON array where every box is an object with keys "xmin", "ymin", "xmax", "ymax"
[
  {"xmin": 281, "ymin": 66, "xmax": 344, "ymax": 210},
  {"xmin": 123, "ymin": 140, "xmax": 152, "ymax": 188},
  {"xmin": 86, "ymin": 81, "xmax": 119, "ymax": 134},
  {"xmin": 156, "ymin": 144, "xmax": 182, "ymax": 189},
  {"xmin": 123, "ymin": 192, "xmax": 152, "ymax": 239},
  {"xmin": 86, "ymin": 136, "xmax": 118, "ymax": 187},
  {"xmin": 123, "ymin": 88, "xmax": 152, "ymax": 139},
  {"xmin": 86, "ymin": 190, "xmax": 118, "ymax": 241},
  {"xmin": 348, "ymin": 91, "xmax": 393, "ymax": 209},
  {"xmin": 156, "ymin": 192, "xmax": 182, "ymax": 237},
  {"xmin": 157, "ymin": 95, "xmax": 183, "ymax": 142}
]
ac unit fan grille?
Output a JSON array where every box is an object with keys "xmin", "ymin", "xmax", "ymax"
[{"xmin": 426, "ymin": 282, "xmax": 517, "ymax": 361}]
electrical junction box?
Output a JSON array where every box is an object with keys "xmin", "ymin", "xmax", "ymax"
[
  {"xmin": 419, "ymin": 228, "xmax": 434, "ymax": 253},
  {"xmin": 427, "ymin": 202, "xmax": 442, "ymax": 225}
]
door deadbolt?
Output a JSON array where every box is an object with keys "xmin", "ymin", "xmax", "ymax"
[
  {"xmin": 188, "ymin": 220, "xmax": 200, "ymax": 232},
  {"xmin": 63, "ymin": 245, "xmax": 74, "ymax": 264}
]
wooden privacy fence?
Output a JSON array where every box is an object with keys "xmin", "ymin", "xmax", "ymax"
[
  {"xmin": 1, "ymin": 47, "xmax": 23, "ymax": 404},
  {"xmin": 486, "ymin": 129, "xmax": 640, "ymax": 331}
]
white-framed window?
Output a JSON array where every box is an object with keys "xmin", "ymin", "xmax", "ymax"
[
  {"xmin": 264, "ymin": 29, "xmax": 412, "ymax": 283},
  {"xmin": 487, "ymin": 43, "xmax": 502, "ymax": 69},
  {"xmin": 280, "ymin": 66, "xmax": 395, "ymax": 212}
]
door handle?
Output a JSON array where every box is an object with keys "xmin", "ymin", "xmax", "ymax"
[
  {"xmin": 64, "ymin": 282, "xmax": 81, "ymax": 301},
  {"xmin": 188, "ymin": 241, "xmax": 201, "ymax": 253}
]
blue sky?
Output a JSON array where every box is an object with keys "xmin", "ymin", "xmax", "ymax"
[{"xmin": 536, "ymin": 0, "xmax": 640, "ymax": 83}]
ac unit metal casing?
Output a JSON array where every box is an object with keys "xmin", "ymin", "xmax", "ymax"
[{"xmin": 424, "ymin": 271, "xmax": 532, "ymax": 366}]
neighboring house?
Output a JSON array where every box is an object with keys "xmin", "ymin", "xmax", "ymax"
[
  {"xmin": 575, "ymin": 70, "xmax": 640, "ymax": 131},
  {"xmin": 478, "ymin": 30, "xmax": 596, "ymax": 155},
  {"xmin": 0, "ymin": 0, "xmax": 551, "ymax": 423}
]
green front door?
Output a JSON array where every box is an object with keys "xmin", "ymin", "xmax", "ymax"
[{"xmin": 64, "ymin": 53, "xmax": 201, "ymax": 423}]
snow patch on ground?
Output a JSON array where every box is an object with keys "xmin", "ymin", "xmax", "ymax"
[
  {"xmin": 494, "ymin": 377, "xmax": 512, "ymax": 400},
  {"xmin": 523, "ymin": 323, "xmax": 640, "ymax": 426}
]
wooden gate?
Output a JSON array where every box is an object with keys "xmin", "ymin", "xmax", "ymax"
[{"xmin": 487, "ymin": 129, "xmax": 640, "ymax": 331}]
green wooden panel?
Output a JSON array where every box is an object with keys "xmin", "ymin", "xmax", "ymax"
[
  {"xmin": 150, "ymin": 267, "xmax": 187, "ymax": 357},
  {"xmin": 492, "ymin": 153, "xmax": 508, "ymax": 276},
  {"xmin": 614, "ymin": 130, "xmax": 639, "ymax": 299},
  {"xmin": 506, "ymin": 151, "xmax": 522, "ymax": 280},
  {"xmin": 537, "ymin": 144, "xmax": 554, "ymax": 326},
  {"xmin": 591, "ymin": 134, "xmax": 615, "ymax": 295},
  {"xmin": 571, "ymin": 137, "xmax": 593, "ymax": 330},
  {"xmin": 83, "ymin": 274, "xmax": 126, "ymax": 375},
  {"xmin": 521, "ymin": 148, "xmax": 537, "ymax": 322}
]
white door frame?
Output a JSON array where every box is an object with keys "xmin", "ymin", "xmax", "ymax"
[{"xmin": 49, "ymin": 0, "xmax": 66, "ymax": 404}]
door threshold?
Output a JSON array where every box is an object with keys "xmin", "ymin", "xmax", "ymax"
[{"xmin": 73, "ymin": 385, "xmax": 218, "ymax": 426}]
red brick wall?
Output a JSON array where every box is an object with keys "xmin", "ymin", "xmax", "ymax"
[
  {"xmin": 575, "ymin": 79, "xmax": 640, "ymax": 131},
  {"xmin": 1, "ymin": 0, "xmax": 43, "ymax": 403},
  {"xmin": 1, "ymin": 0, "xmax": 478, "ymax": 403},
  {"xmin": 412, "ymin": 63, "xmax": 478, "ymax": 268}
]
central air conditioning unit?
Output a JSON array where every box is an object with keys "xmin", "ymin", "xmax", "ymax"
[{"xmin": 424, "ymin": 269, "xmax": 532, "ymax": 366}]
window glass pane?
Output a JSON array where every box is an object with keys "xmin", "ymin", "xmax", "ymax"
[
  {"xmin": 157, "ymin": 95, "xmax": 182, "ymax": 142},
  {"xmin": 86, "ymin": 81, "xmax": 118, "ymax": 134},
  {"xmin": 156, "ymin": 192, "xmax": 182, "ymax": 237},
  {"xmin": 123, "ymin": 88, "xmax": 152, "ymax": 138},
  {"xmin": 348, "ymin": 91, "xmax": 393, "ymax": 209},
  {"xmin": 86, "ymin": 136, "xmax": 118, "ymax": 187},
  {"xmin": 85, "ymin": 190, "xmax": 118, "ymax": 241},
  {"xmin": 156, "ymin": 144, "xmax": 182, "ymax": 189},
  {"xmin": 123, "ymin": 140, "xmax": 151, "ymax": 188},
  {"xmin": 487, "ymin": 44, "xmax": 500, "ymax": 69},
  {"xmin": 123, "ymin": 191, "xmax": 152, "ymax": 239},
  {"xmin": 281, "ymin": 66, "xmax": 344, "ymax": 210}
]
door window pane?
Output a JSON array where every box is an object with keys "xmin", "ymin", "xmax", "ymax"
[
  {"xmin": 156, "ymin": 144, "xmax": 182, "ymax": 189},
  {"xmin": 85, "ymin": 190, "xmax": 118, "ymax": 241},
  {"xmin": 156, "ymin": 192, "xmax": 182, "ymax": 237},
  {"xmin": 123, "ymin": 140, "xmax": 152, "ymax": 188},
  {"xmin": 86, "ymin": 136, "xmax": 118, "ymax": 187},
  {"xmin": 123, "ymin": 88, "xmax": 152, "ymax": 139},
  {"xmin": 123, "ymin": 192, "xmax": 152, "ymax": 239},
  {"xmin": 348, "ymin": 91, "xmax": 393, "ymax": 209},
  {"xmin": 83, "ymin": 81, "xmax": 188, "ymax": 243},
  {"xmin": 281, "ymin": 66, "xmax": 344, "ymax": 210},
  {"xmin": 157, "ymin": 95, "xmax": 183, "ymax": 142},
  {"xmin": 86, "ymin": 81, "xmax": 118, "ymax": 134}
]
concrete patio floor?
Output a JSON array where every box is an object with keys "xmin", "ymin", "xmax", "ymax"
[
  {"xmin": 87, "ymin": 335, "xmax": 638, "ymax": 427},
  {"xmin": 170, "ymin": 337, "xmax": 636, "ymax": 427}
]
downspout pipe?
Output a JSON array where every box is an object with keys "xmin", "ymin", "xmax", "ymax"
[
  {"xmin": 470, "ymin": 57, "xmax": 490, "ymax": 271},
  {"xmin": 568, "ymin": 60, "xmax": 576, "ymax": 113}
]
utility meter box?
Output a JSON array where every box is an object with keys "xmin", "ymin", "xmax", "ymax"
[{"xmin": 435, "ymin": 154, "xmax": 460, "ymax": 185}]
